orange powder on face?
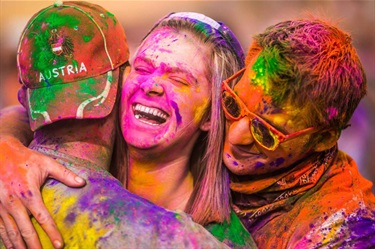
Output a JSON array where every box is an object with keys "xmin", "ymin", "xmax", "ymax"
[{"xmin": 235, "ymin": 82, "xmax": 271, "ymax": 115}]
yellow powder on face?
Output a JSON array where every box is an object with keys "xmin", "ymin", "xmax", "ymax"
[
  {"xmin": 174, "ymin": 86, "xmax": 191, "ymax": 94},
  {"xmin": 193, "ymin": 98, "xmax": 209, "ymax": 124}
]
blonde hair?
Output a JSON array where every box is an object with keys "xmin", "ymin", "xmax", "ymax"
[{"xmin": 111, "ymin": 13, "xmax": 244, "ymax": 225}]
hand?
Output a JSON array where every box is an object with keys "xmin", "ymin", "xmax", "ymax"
[{"xmin": 0, "ymin": 136, "xmax": 86, "ymax": 249}]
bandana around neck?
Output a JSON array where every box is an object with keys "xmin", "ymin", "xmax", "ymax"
[{"xmin": 230, "ymin": 147, "xmax": 337, "ymax": 232}]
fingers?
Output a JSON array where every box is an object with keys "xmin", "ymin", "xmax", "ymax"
[
  {"xmin": 26, "ymin": 195, "xmax": 63, "ymax": 249},
  {"xmin": 0, "ymin": 201, "xmax": 63, "ymax": 249},
  {"xmin": 0, "ymin": 202, "xmax": 27, "ymax": 249},
  {"xmin": 0, "ymin": 217, "xmax": 13, "ymax": 249},
  {"xmin": 1, "ymin": 190, "xmax": 64, "ymax": 249},
  {"xmin": 0, "ymin": 135, "xmax": 70, "ymax": 248},
  {"xmin": 45, "ymin": 157, "xmax": 86, "ymax": 187}
]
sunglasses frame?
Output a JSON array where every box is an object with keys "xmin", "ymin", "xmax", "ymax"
[{"xmin": 221, "ymin": 68, "xmax": 319, "ymax": 151}]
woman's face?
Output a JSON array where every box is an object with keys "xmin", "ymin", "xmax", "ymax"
[{"xmin": 120, "ymin": 27, "xmax": 211, "ymax": 155}]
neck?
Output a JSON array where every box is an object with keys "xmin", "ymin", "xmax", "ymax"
[
  {"xmin": 127, "ymin": 149, "xmax": 194, "ymax": 211},
  {"xmin": 30, "ymin": 114, "xmax": 116, "ymax": 170}
]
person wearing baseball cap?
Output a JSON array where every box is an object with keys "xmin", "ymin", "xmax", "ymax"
[
  {"xmin": 17, "ymin": 0, "xmax": 128, "ymax": 131},
  {"xmin": 0, "ymin": 2, "xmax": 234, "ymax": 248}
]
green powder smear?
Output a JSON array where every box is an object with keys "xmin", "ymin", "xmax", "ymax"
[
  {"xmin": 29, "ymin": 12, "xmax": 81, "ymax": 75},
  {"xmin": 205, "ymin": 210, "xmax": 257, "ymax": 247}
]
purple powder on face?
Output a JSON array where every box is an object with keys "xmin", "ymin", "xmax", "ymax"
[
  {"xmin": 270, "ymin": 157, "xmax": 285, "ymax": 167},
  {"xmin": 233, "ymin": 161, "xmax": 239, "ymax": 166},
  {"xmin": 255, "ymin": 162, "xmax": 264, "ymax": 168},
  {"xmin": 275, "ymin": 157, "xmax": 285, "ymax": 167},
  {"xmin": 170, "ymin": 101, "xmax": 182, "ymax": 125}
]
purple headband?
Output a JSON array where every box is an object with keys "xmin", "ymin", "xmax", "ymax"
[{"xmin": 148, "ymin": 12, "xmax": 245, "ymax": 68}]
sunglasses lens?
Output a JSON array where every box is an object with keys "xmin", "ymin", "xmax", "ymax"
[
  {"xmin": 222, "ymin": 91, "xmax": 241, "ymax": 118},
  {"xmin": 251, "ymin": 118, "xmax": 278, "ymax": 150}
]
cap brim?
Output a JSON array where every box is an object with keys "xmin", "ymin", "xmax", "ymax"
[{"xmin": 26, "ymin": 68, "xmax": 120, "ymax": 131}]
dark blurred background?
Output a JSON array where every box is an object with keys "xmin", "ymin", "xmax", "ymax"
[{"xmin": 1, "ymin": 1, "xmax": 374, "ymax": 192}]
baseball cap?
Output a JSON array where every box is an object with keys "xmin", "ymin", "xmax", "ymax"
[{"xmin": 17, "ymin": 1, "xmax": 129, "ymax": 131}]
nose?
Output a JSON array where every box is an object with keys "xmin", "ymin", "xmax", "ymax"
[
  {"xmin": 227, "ymin": 117, "xmax": 255, "ymax": 145},
  {"xmin": 140, "ymin": 79, "xmax": 164, "ymax": 96}
]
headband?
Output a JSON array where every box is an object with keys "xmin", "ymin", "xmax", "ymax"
[{"xmin": 149, "ymin": 12, "xmax": 245, "ymax": 68}]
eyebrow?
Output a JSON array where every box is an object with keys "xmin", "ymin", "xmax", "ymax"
[
  {"xmin": 134, "ymin": 56, "xmax": 199, "ymax": 86},
  {"xmin": 234, "ymin": 88, "xmax": 290, "ymax": 134},
  {"xmin": 260, "ymin": 112, "xmax": 291, "ymax": 135}
]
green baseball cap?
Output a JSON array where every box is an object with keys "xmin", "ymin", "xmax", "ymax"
[{"xmin": 17, "ymin": 1, "xmax": 129, "ymax": 131}]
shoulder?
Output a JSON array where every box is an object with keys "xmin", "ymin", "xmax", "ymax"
[
  {"xmin": 288, "ymin": 150, "xmax": 375, "ymax": 247},
  {"xmin": 293, "ymin": 207, "xmax": 375, "ymax": 248},
  {"xmin": 205, "ymin": 210, "xmax": 257, "ymax": 249}
]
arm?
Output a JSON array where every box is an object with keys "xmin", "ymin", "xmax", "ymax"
[{"xmin": 0, "ymin": 105, "xmax": 86, "ymax": 249}]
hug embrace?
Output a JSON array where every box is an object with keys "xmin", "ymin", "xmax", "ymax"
[{"xmin": 0, "ymin": 1, "xmax": 374, "ymax": 249}]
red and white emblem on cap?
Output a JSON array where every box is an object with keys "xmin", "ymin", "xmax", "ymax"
[
  {"xmin": 49, "ymin": 29, "xmax": 74, "ymax": 57},
  {"xmin": 51, "ymin": 43, "xmax": 63, "ymax": 55}
]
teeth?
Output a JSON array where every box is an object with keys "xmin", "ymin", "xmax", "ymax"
[{"xmin": 134, "ymin": 104, "xmax": 168, "ymax": 120}]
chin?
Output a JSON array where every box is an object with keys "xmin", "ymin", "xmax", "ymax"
[{"xmin": 124, "ymin": 130, "xmax": 162, "ymax": 149}]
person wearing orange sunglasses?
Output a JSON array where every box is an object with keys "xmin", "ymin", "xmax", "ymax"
[{"xmin": 222, "ymin": 18, "xmax": 375, "ymax": 248}]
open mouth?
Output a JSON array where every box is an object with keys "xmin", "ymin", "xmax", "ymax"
[{"xmin": 133, "ymin": 103, "xmax": 169, "ymax": 126}]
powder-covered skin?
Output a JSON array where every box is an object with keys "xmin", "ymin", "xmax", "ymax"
[
  {"xmin": 27, "ymin": 147, "xmax": 229, "ymax": 249},
  {"xmin": 121, "ymin": 28, "xmax": 211, "ymax": 153},
  {"xmin": 224, "ymin": 19, "xmax": 374, "ymax": 247},
  {"xmin": 231, "ymin": 148, "xmax": 375, "ymax": 248}
]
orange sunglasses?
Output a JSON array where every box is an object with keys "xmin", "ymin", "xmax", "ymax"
[{"xmin": 221, "ymin": 68, "xmax": 320, "ymax": 151}]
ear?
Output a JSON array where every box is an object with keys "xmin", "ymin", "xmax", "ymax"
[
  {"xmin": 200, "ymin": 118, "xmax": 211, "ymax": 132},
  {"xmin": 313, "ymin": 129, "xmax": 340, "ymax": 152}
]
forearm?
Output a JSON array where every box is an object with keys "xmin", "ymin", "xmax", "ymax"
[{"xmin": 0, "ymin": 105, "xmax": 33, "ymax": 146}]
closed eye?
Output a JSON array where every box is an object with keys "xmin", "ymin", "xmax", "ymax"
[
  {"xmin": 170, "ymin": 76, "xmax": 190, "ymax": 86},
  {"xmin": 134, "ymin": 66, "xmax": 152, "ymax": 74}
]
